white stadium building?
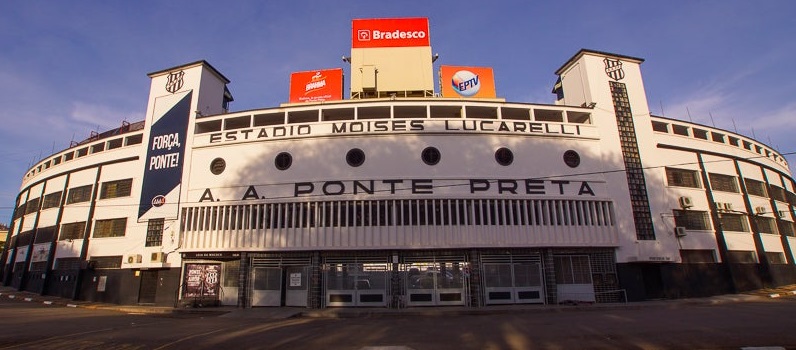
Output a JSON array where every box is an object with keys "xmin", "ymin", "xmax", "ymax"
[{"xmin": 3, "ymin": 18, "xmax": 796, "ymax": 308}]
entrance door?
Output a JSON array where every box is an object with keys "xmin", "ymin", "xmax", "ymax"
[
  {"xmin": 404, "ymin": 262, "xmax": 466, "ymax": 306},
  {"xmin": 285, "ymin": 266, "xmax": 308, "ymax": 307},
  {"xmin": 483, "ymin": 256, "xmax": 545, "ymax": 305},
  {"xmin": 325, "ymin": 263, "xmax": 389, "ymax": 307},
  {"xmin": 138, "ymin": 270, "xmax": 158, "ymax": 304},
  {"xmin": 251, "ymin": 267, "xmax": 281, "ymax": 306}
]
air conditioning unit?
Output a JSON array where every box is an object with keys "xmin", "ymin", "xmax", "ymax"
[
  {"xmin": 724, "ymin": 203, "xmax": 734, "ymax": 212},
  {"xmin": 675, "ymin": 227, "xmax": 687, "ymax": 237},
  {"xmin": 714, "ymin": 202, "xmax": 726, "ymax": 212},
  {"xmin": 150, "ymin": 252, "xmax": 165, "ymax": 263},
  {"xmin": 755, "ymin": 206, "xmax": 767, "ymax": 215},
  {"xmin": 126, "ymin": 254, "xmax": 142, "ymax": 264},
  {"xmin": 679, "ymin": 196, "xmax": 694, "ymax": 209},
  {"xmin": 778, "ymin": 210, "xmax": 787, "ymax": 218}
]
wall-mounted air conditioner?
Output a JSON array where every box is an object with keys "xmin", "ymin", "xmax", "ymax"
[
  {"xmin": 675, "ymin": 227, "xmax": 687, "ymax": 237},
  {"xmin": 151, "ymin": 252, "xmax": 165, "ymax": 263},
  {"xmin": 126, "ymin": 254, "xmax": 142, "ymax": 264},
  {"xmin": 755, "ymin": 206, "xmax": 767, "ymax": 215},
  {"xmin": 724, "ymin": 203, "xmax": 734, "ymax": 212},
  {"xmin": 679, "ymin": 196, "xmax": 694, "ymax": 209},
  {"xmin": 778, "ymin": 211, "xmax": 787, "ymax": 218},
  {"xmin": 715, "ymin": 202, "xmax": 726, "ymax": 212}
]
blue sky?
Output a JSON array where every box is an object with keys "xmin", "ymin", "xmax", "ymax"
[{"xmin": 1, "ymin": 1, "xmax": 795, "ymax": 223}]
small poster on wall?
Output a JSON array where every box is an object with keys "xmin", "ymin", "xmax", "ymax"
[{"xmin": 183, "ymin": 264, "xmax": 221, "ymax": 298}]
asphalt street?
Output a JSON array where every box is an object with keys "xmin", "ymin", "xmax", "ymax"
[{"xmin": 0, "ymin": 294, "xmax": 794, "ymax": 349}]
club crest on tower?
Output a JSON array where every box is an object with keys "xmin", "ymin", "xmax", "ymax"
[
  {"xmin": 603, "ymin": 58, "xmax": 624, "ymax": 81},
  {"xmin": 165, "ymin": 70, "xmax": 185, "ymax": 93}
]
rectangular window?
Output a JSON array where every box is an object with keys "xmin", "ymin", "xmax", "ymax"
[
  {"xmin": 93, "ymin": 218, "xmax": 127, "ymax": 238},
  {"xmin": 726, "ymin": 250, "xmax": 757, "ymax": 264},
  {"xmin": 671, "ymin": 124, "xmax": 689, "ymax": 136},
  {"xmin": 708, "ymin": 173, "xmax": 739, "ymax": 193},
  {"xmin": 719, "ymin": 213, "xmax": 748, "ymax": 232},
  {"xmin": 666, "ymin": 168, "xmax": 700, "ymax": 188},
  {"xmin": 765, "ymin": 252, "xmax": 787, "ymax": 265},
  {"xmin": 744, "ymin": 178, "xmax": 768, "ymax": 197},
  {"xmin": 66, "ymin": 185, "xmax": 93, "ymax": 204},
  {"xmin": 34, "ymin": 226, "xmax": 56, "ymax": 243},
  {"xmin": 778, "ymin": 220, "xmax": 795, "ymax": 236},
  {"xmin": 125, "ymin": 134, "xmax": 143, "ymax": 146},
  {"xmin": 651, "ymin": 121, "xmax": 669, "ymax": 133},
  {"xmin": 692, "ymin": 128, "xmax": 708, "ymax": 140},
  {"xmin": 99, "ymin": 179, "xmax": 133, "ymax": 199},
  {"xmin": 769, "ymin": 185, "xmax": 787, "ymax": 202},
  {"xmin": 673, "ymin": 210, "xmax": 711, "ymax": 230},
  {"xmin": 680, "ymin": 249, "xmax": 717, "ymax": 263},
  {"xmin": 42, "ymin": 191, "xmax": 63, "ymax": 209},
  {"xmin": 145, "ymin": 218, "xmax": 164, "ymax": 247},
  {"xmin": 553, "ymin": 255, "xmax": 592, "ymax": 285},
  {"xmin": 60, "ymin": 222, "xmax": 86, "ymax": 240},
  {"xmin": 753, "ymin": 216, "xmax": 778, "ymax": 234},
  {"xmin": 90, "ymin": 256, "xmax": 123, "ymax": 269},
  {"xmin": 24, "ymin": 197, "xmax": 40, "ymax": 215}
]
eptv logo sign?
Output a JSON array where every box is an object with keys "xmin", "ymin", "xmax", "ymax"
[{"xmin": 352, "ymin": 18, "xmax": 430, "ymax": 48}]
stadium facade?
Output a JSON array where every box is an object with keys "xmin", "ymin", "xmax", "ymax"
[{"xmin": 3, "ymin": 18, "xmax": 796, "ymax": 308}]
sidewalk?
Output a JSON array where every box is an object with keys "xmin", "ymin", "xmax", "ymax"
[{"xmin": 1, "ymin": 285, "xmax": 793, "ymax": 320}]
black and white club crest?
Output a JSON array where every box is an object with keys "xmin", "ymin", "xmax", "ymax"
[
  {"xmin": 603, "ymin": 58, "xmax": 624, "ymax": 81},
  {"xmin": 165, "ymin": 70, "xmax": 185, "ymax": 93}
]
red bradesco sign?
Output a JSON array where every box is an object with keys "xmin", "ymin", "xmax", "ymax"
[
  {"xmin": 352, "ymin": 18, "xmax": 430, "ymax": 48},
  {"xmin": 288, "ymin": 68, "xmax": 344, "ymax": 103}
]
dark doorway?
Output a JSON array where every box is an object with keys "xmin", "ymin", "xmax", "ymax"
[
  {"xmin": 138, "ymin": 270, "xmax": 158, "ymax": 304},
  {"xmin": 641, "ymin": 264, "xmax": 665, "ymax": 300}
]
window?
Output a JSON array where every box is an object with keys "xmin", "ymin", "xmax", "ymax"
[
  {"xmin": 125, "ymin": 134, "xmax": 143, "ymax": 146},
  {"xmin": 680, "ymin": 249, "xmax": 717, "ymax": 263},
  {"xmin": 42, "ymin": 191, "xmax": 62, "ymax": 209},
  {"xmin": 346, "ymin": 148, "xmax": 366, "ymax": 167},
  {"xmin": 778, "ymin": 220, "xmax": 795, "ymax": 237},
  {"xmin": 765, "ymin": 252, "xmax": 787, "ymax": 265},
  {"xmin": 274, "ymin": 152, "xmax": 292, "ymax": 170},
  {"xmin": 651, "ymin": 121, "xmax": 669, "ymax": 133},
  {"xmin": 60, "ymin": 222, "xmax": 86, "ymax": 241},
  {"xmin": 421, "ymin": 147, "xmax": 441, "ymax": 166},
  {"xmin": 34, "ymin": 226, "xmax": 56, "ymax": 243},
  {"xmin": 93, "ymin": 218, "xmax": 127, "ymax": 238},
  {"xmin": 66, "ymin": 185, "xmax": 93, "ymax": 204},
  {"xmin": 692, "ymin": 128, "xmax": 708, "ymax": 140},
  {"xmin": 553, "ymin": 256, "xmax": 592, "ymax": 284},
  {"xmin": 719, "ymin": 213, "xmax": 748, "ymax": 232},
  {"xmin": 744, "ymin": 178, "xmax": 768, "ymax": 197},
  {"xmin": 107, "ymin": 138, "xmax": 123, "ymax": 149},
  {"xmin": 666, "ymin": 168, "xmax": 700, "ymax": 188},
  {"xmin": 90, "ymin": 256, "xmax": 123, "ymax": 269},
  {"xmin": 672, "ymin": 124, "xmax": 689, "ymax": 136},
  {"xmin": 24, "ymin": 198, "xmax": 40, "ymax": 215},
  {"xmin": 99, "ymin": 179, "xmax": 133, "ymax": 199},
  {"xmin": 145, "ymin": 218, "xmax": 164, "ymax": 247},
  {"xmin": 709, "ymin": 173, "xmax": 738, "ymax": 193},
  {"xmin": 753, "ymin": 216, "xmax": 778, "ymax": 234},
  {"xmin": 673, "ymin": 210, "xmax": 711, "ymax": 230},
  {"xmin": 726, "ymin": 250, "xmax": 757, "ymax": 264},
  {"xmin": 711, "ymin": 132, "xmax": 725, "ymax": 143},
  {"xmin": 769, "ymin": 185, "xmax": 787, "ymax": 202},
  {"xmin": 495, "ymin": 147, "xmax": 514, "ymax": 166}
]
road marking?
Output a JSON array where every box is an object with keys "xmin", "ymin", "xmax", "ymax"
[
  {"xmin": 43, "ymin": 301, "xmax": 53, "ymax": 305},
  {"xmin": 67, "ymin": 304, "xmax": 78, "ymax": 307}
]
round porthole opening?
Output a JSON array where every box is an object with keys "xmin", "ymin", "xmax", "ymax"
[
  {"xmin": 494, "ymin": 147, "xmax": 514, "ymax": 166},
  {"xmin": 563, "ymin": 150, "xmax": 581, "ymax": 168},
  {"xmin": 275, "ymin": 152, "xmax": 292, "ymax": 170},
  {"xmin": 421, "ymin": 147, "xmax": 441, "ymax": 166},
  {"xmin": 346, "ymin": 148, "xmax": 366, "ymax": 167}
]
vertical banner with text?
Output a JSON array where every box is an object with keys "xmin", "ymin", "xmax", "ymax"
[{"xmin": 138, "ymin": 91, "xmax": 192, "ymax": 220}]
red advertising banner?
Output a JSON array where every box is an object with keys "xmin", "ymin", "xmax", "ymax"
[
  {"xmin": 289, "ymin": 68, "xmax": 344, "ymax": 104},
  {"xmin": 352, "ymin": 18, "xmax": 430, "ymax": 48},
  {"xmin": 440, "ymin": 65, "xmax": 497, "ymax": 98}
]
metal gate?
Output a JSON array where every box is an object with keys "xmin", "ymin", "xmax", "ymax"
[
  {"xmin": 481, "ymin": 254, "xmax": 545, "ymax": 305},
  {"xmin": 402, "ymin": 254, "xmax": 468, "ymax": 307},
  {"xmin": 324, "ymin": 256, "xmax": 390, "ymax": 307},
  {"xmin": 138, "ymin": 270, "xmax": 158, "ymax": 304},
  {"xmin": 251, "ymin": 256, "xmax": 311, "ymax": 307}
]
